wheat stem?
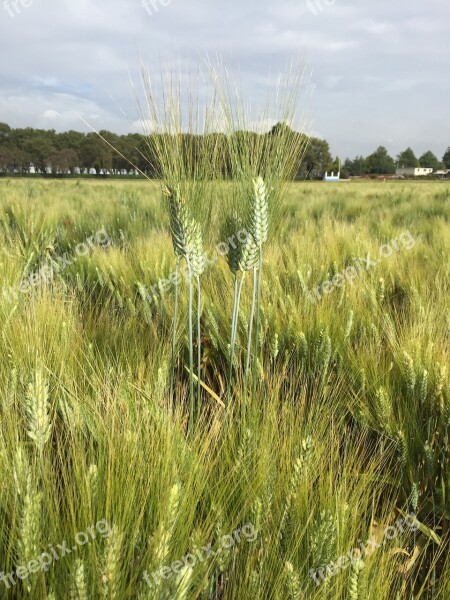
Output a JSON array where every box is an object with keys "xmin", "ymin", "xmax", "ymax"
[
  {"xmin": 170, "ymin": 258, "xmax": 180, "ymax": 409},
  {"xmin": 196, "ymin": 275, "xmax": 202, "ymax": 409},
  {"xmin": 252, "ymin": 247, "xmax": 263, "ymax": 399},
  {"xmin": 245, "ymin": 266, "xmax": 258, "ymax": 386},
  {"xmin": 230, "ymin": 272, "xmax": 246, "ymax": 385},
  {"xmin": 187, "ymin": 262, "xmax": 194, "ymax": 426},
  {"xmin": 229, "ymin": 273, "xmax": 239, "ymax": 382}
]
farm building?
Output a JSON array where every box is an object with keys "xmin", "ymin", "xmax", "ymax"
[
  {"xmin": 396, "ymin": 167, "xmax": 433, "ymax": 177},
  {"xmin": 323, "ymin": 170, "xmax": 341, "ymax": 182}
]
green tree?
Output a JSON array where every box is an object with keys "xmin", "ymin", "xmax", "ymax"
[
  {"xmin": 0, "ymin": 146, "xmax": 12, "ymax": 172},
  {"xmin": 344, "ymin": 156, "xmax": 366, "ymax": 176},
  {"xmin": 442, "ymin": 148, "xmax": 450, "ymax": 169},
  {"xmin": 365, "ymin": 147, "xmax": 396, "ymax": 175},
  {"xmin": 329, "ymin": 156, "xmax": 341, "ymax": 172},
  {"xmin": 0, "ymin": 123, "xmax": 11, "ymax": 142},
  {"xmin": 56, "ymin": 130, "xmax": 86, "ymax": 153},
  {"xmin": 397, "ymin": 147, "xmax": 419, "ymax": 168},
  {"xmin": 298, "ymin": 137, "xmax": 333, "ymax": 179},
  {"xmin": 10, "ymin": 147, "xmax": 31, "ymax": 173},
  {"xmin": 419, "ymin": 151, "xmax": 439, "ymax": 170},
  {"xmin": 80, "ymin": 134, "xmax": 112, "ymax": 173},
  {"xmin": 47, "ymin": 149, "xmax": 79, "ymax": 174}
]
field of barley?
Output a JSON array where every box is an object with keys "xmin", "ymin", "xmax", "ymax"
[{"xmin": 0, "ymin": 178, "xmax": 448, "ymax": 599}]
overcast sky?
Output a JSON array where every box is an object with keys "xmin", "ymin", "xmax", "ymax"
[{"xmin": 0, "ymin": 0, "xmax": 449, "ymax": 159}]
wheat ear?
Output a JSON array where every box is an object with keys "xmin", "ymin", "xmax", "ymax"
[
  {"xmin": 26, "ymin": 368, "xmax": 52, "ymax": 454},
  {"xmin": 71, "ymin": 559, "xmax": 88, "ymax": 600},
  {"xmin": 17, "ymin": 474, "xmax": 42, "ymax": 593},
  {"xmin": 102, "ymin": 525, "xmax": 123, "ymax": 599}
]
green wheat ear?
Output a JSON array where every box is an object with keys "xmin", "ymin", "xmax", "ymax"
[
  {"xmin": 238, "ymin": 233, "xmax": 258, "ymax": 272},
  {"xmin": 71, "ymin": 559, "xmax": 88, "ymax": 600},
  {"xmin": 26, "ymin": 368, "xmax": 52, "ymax": 453},
  {"xmin": 13, "ymin": 446, "xmax": 30, "ymax": 498},
  {"xmin": 222, "ymin": 216, "xmax": 258, "ymax": 274},
  {"xmin": 348, "ymin": 559, "xmax": 365, "ymax": 600},
  {"xmin": 102, "ymin": 525, "xmax": 123, "ymax": 599},
  {"xmin": 222, "ymin": 216, "xmax": 241, "ymax": 274},
  {"xmin": 187, "ymin": 220, "xmax": 205, "ymax": 278},
  {"xmin": 250, "ymin": 176, "xmax": 268, "ymax": 247},
  {"xmin": 162, "ymin": 184, "xmax": 190, "ymax": 259},
  {"xmin": 163, "ymin": 184, "xmax": 204, "ymax": 277},
  {"xmin": 285, "ymin": 562, "xmax": 302, "ymax": 599},
  {"xmin": 17, "ymin": 475, "xmax": 42, "ymax": 592}
]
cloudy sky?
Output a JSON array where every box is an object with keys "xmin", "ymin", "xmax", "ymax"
[{"xmin": 0, "ymin": 0, "xmax": 449, "ymax": 159}]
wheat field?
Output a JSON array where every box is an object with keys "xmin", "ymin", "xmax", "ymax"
[{"xmin": 0, "ymin": 178, "xmax": 448, "ymax": 599}]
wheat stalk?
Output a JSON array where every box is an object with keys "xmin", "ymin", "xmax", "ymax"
[
  {"xmin": 163, "ymin": 185, "xmax": 204, "ymax": 418},
  {"xmin": 249, "ymin": 176, "xmax": 268, "ymax": 393},
  {"xmin": 224, "ymin": 216, "xmax": 258, "ymax": 383}
]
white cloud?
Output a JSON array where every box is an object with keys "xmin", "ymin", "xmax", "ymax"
[
  {"xmin": 42, "ymin": 109, "xmax": 62, "ymax": 121},
  {"xmin": 0, "ymin": 0, "xmax": 449, "ymax": 158}
]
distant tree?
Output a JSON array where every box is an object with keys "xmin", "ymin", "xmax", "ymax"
[
  {"xmin": 125, "ymin": 134, "xmax": 151, "ymax": 174},
  {"xmin": 0, "ymin": 123, "xmax": 11, "ymax": 142},
  {"xmin": 397, "ymin": 147, "xmax": 419, "ymax": 168},
  {"xmin": 298, "ymin": 137, "xmax": 333, "ymax": 179},
  {"xmin": 443, "ymin": 147, "xmax": 450, "ymax": 169},
  {"xmin": 419, "ymin": 151, "xmax": 439, "ymax": 170},
  {"xmin": 270, "ymin": 121, "xmax": 292, "ymax": 137},
  {"xmin": 59, "ymin": 149, "xmax": 79, "ymax": 172},
  {"xmin": 10, "ymin": 147, "xmax": 31, "ymax": 173},
  {"xmin": 329, "ymin": 156, "xmax": 341, "ymax": 172},
  {"xmin": 0, "ymin": 146, "xmax": 12, "ymax": 172},
  {"xmin": 365, "ymin": 146, "xmax": 396, "ymax": 175},
  {"xmin": 56, "ymin": 130, "xmax": 86, "ymax": 153},
  {"xmin": 80, "ymin": 134, "xmax": 112, "ymax": 173},
  {"xmin": 344, "ymin": 155, "xmax": 366, "ymax": 176},
  {"xmin": 47, "ymin": 149, "xmax": 79, "ymax": 174}
]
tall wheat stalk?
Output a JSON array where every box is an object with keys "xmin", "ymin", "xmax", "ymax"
[
  {"xmin": 224, "ymin": 217, "xmax": 258, "ymax": 383},
  {"xmin": 170, "ymin": 257, "xmax": 180, "ymax": 407},
  {"xmin": 136, "ymin": 66, "xmax": 221, "ymax": 425},
  {"xmin": 250, "ymin": 176, "xmax": 268, "ymax": 393},
  {"xmin": 211, "ymin": 61, "xmax": 309, "ymax": 394},
  {"xmin": 163, "ymin": 185, "xmax": 204, "ymax": 420}
]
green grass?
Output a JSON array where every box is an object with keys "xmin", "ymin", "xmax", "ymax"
[{"xmin": 0, "ymin": 178, "xmax": 448, "ymax": 599}]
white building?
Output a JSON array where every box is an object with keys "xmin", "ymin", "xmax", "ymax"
[
  {"xmin": 396, "ymin": 167, "xmax": 433, "ymax": 177},
  {"xmin": 323, "ymin": 170, "xmax": 341, "ymax": 182}
]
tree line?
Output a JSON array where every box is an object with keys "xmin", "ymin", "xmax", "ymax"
[
  {"xmin": 0, "ymin": 122, "xmax": 449, "ymax": 178},
  {"xmin": 344, "ymin": 146, "xmax": 450, "ymax": 177}
]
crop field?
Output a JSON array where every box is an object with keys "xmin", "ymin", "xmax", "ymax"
[{"xmin": 0, "ymin": 178, "xmax": 448, "ymax": 599}]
